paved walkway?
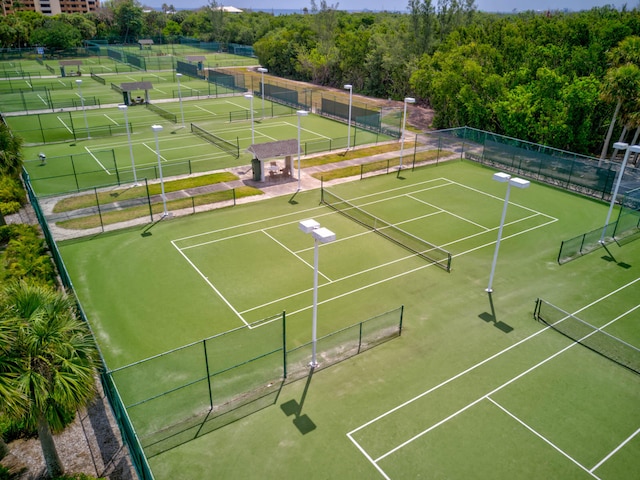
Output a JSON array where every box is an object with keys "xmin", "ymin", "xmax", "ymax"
[{"xmin": 34, "ymin": 139, "xmax": 453, "ymax": 241}]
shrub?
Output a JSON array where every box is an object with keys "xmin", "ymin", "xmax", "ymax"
[{"xmin": 0, "ymin": 201, "xmax": 21, "ymax": 216}]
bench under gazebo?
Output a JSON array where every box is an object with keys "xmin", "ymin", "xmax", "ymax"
[
  {"xmin": 119, "ymin": 81, "xmax": 153, "ymax": 106},
  {"xmin": 247, "ymin": 139, "xmax": 298, "ymax": 182}
]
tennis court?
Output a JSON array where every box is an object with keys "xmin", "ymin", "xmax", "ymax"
[
  {"xmin": 54, "ymin": 159, "xmax": 640, "ymax": 478},
  {"xmin": 19, "ymin": 97, "xmax": 389, "ymax": 195}
]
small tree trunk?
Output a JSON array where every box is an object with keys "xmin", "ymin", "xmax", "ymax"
[
  {"xmin": 599, "ymin": 99, "xmax": 622, "ymax": 166},
  {"xmin": 37, "ymin": 413, "xmax": 64, "ymax": 478}
]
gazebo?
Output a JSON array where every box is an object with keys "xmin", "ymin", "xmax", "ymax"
[
  {"xmin": 138, "ymin": 39, "xmax": 154, "ymax": 50},
  {"xmin": 247, "ymin": 139, "xmax": 298, "ymax": 182},
  {"xmin": 59, "ymin": 60, "xmax": 82, "ymax": 77},
  {"xmin": 120, "ymin": 81, "xmax": 153, "ymax": 105}
]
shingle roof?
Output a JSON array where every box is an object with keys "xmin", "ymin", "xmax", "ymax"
[
  {"xmin": 247, "ymin": 139, "xmax": 298, "ymax": 160},
  {"xmin": 120, "ymin": 81, "xmax": 153, "ymax": 92}
]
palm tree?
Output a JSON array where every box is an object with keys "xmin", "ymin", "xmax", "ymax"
[
  {"xmin": 599, "ymin": 36, "xmax": 640, "ymax": 163},
  {"xmin": 0, "ymin": 281, "xmax": 99, "ymax": 478},
  {"xmin": 0, "ymin": 121, "xmax": 23, "ymax": 177},
  {"xmin": 598, "ymin": 63, "xmax": 640, "ymax": 164}
]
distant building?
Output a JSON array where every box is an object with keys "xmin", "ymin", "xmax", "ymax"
[{"xmin": 1, "ymin": 0, "xmax": 100, "ymax": 15}]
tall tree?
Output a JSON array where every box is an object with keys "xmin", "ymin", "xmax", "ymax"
[
  {"xmin": 0, "ymin": 122, "xmax": 23, "ymax": 178},
  {"xmin": 0, "ymin": 282, "xmax": 99, "ymax": 478}
]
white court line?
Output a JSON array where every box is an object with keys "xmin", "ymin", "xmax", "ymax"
[
  {"xmin": 406, "ymin": 193, "xmax": 491, "ymax": 231},
  {"xmin": 25, "ymin": 80, "xmax": 32, "ymax": 88},
  {"xmin": 154, "ymin": 88, "xmax": 167, "ymax": 94},
  {"xmin": 285, "ymin": 120, "xmax": 332, "ymax": 140},
  {"xmin": 348, "ymin": 276, "xmax": 640, "ymax": 477},
  {"xmin": 171, "ymin": 240, "xmax": 248, "ymax": 326},
  {"xmin": 142, "ymin": 142, "xmax": 167, "ymax": 161},
  {"xmin": 57, "ymin": 116, "xmax": 73, "ymax": 134},
  {"xmin": 488, "ymin": 397, "xmax": 600, "ymax": 479},
  {"xmin": 226, "ymin": 99, "xmax": 249, "ymax": 110},
  {"xmin": 261, "ymin": 230, "xmax": 333, "ymax": 282},
  {"xmin": 58, "ymin": 79, "xmax": 66, "ymax": 86},
  {"xmin": 195, "ymin": 105, "xmax": 217, "ymax": 115},
  {"xmin": 37, "ymin": 94, "xmax": 48, "ymax": 105},
  {"xmin": 84, "ymin": 146, "xmax": 111, "ymax": 175},
  {"xmin": 591, "ymin": 426, "xmax": 640, "ymax": 472},
  {"xmin": 104, "ymin": 114, "xmax": 119, "ymax": 125}
]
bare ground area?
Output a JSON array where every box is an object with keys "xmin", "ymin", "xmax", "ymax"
[{"xmin": 2, "ymin": 378, "xmax": 137, "ymax": 480}]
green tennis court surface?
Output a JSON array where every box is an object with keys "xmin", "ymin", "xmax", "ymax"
[
  {"xmin": 58, "ymin": 161, "xmax": 640, "ymax": 479},
  {"xmin": 17, "ymin": 97, "xmax": 387, "ymax": 196}
]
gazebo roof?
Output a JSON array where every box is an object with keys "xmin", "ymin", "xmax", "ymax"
[
  {"xmin": 59, "ymin": 60, "xmax": 83, "ymax": 66},
  {"xmin": 138, "ymin": 39, "xmax": 154, "ymax": 45},
  {"xmin": 247, "ymin": 139, "xmax": 298, "ymax": 160},
  {"xmin": 120, "ymin": 81, "xmax": 153, "ymax": 92}
]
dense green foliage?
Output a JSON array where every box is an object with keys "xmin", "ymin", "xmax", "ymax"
[{"xmin": 3, "ymin": 1, "xmax": 640, "ymax": 153}]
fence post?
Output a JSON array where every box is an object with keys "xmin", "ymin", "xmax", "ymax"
[
  {"xmin": 282, "ymin": 311, "xmax": 287, "ymax": 379},
  {"xmin": 70, "ymin": 155, "xmax": 80, "ymax": 192},
  {"xmin": 203, "ymin": 338, "xmax": 213, "ymax": 410},
  {"xmin": 398, "ymin": 305, "xmax": 404, "ymax": 336},
  {"xmin": 145, "ymin": 178, "xmax": 153, "ymax": 221},
  {"xmin": 357, "ymin": 322, "xmax": 363, "ymax": 354},
  {"xmin": 94, "ymin": 187, "xmax": 104, "ymax": 232}
]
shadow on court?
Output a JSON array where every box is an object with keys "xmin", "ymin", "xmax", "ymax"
[
  {"xmin": 479, "ymin": 292, "xmax": 514, "ymax": 334},
  {"xmin": 280, "ymin": 367, "xmax": 317, "ymax": 435},
  {"xmin": 600, "ymin": 243, "xmax": 632, "ymax": 269}
]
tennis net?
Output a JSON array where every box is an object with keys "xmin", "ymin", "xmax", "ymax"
[
  {"xmin": 534, "ymin": 298, "xmax": 640, "ymax": 375},
  {"xmin": 146, "ymin": 103, "xmax": 177, "ymax": 124},
  {"xmin": 321, "ymin": 187, "xmax": 452, "ymax": 271},
  {"xmin": 191, "ymin": 123, "xmax": 239, "ymax": 158}
]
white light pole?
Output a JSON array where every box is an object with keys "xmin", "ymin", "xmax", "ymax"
[
  {"xmin": 176, "ymin": 73, "xmax": 185, "ymax": 126},
  {"xmin": 76, "ymin": 79, "xmax": 90, "ymax": 139},
  {"xmin": 118, "ymin": 105, "xmax": 138, "ymax": 186},
  {"xmin": 151, "ymin": 125, "xmax": 169, "ymax": 218},
  {"xmin": 257, "ymin": 67, "xmax": 267, "ymax": 119},
  {"xmin": 600, "ymin": 142, "xmax": 640, "ymax": 243},
  {"xmin": 399, "ymin": 97, "xmax": 415, "ymax": 171},
  {"xmin": 486, "ymin": 172, "xmax": 530, "ymax": 293},
  {"xmin": 297, "ymin": 110, "xmax": 309, "ymax": 191},
  {"xmin": 244, "ymin": 93, "xmax": 254, "ymax": 144},
  {"xmin": 344, "ymin": 84, "xmax": 353, "ymax": 150},
  {"xmin": 299, "ymin": 219, "xmax": 336, "ymax": 368}
]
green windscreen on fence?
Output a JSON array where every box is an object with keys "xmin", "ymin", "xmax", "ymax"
[
  {"xmin": 534, "ymin": 298, "xmax": 640, "ymax": 375},
  {"xmin": 321, "ymin": 187, "xmax": 452, "ymax": 271}
]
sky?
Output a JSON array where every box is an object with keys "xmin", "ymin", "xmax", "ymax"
[{"xmin": 142, "ymin": 0, "xmax": 636, "ymax": 13}]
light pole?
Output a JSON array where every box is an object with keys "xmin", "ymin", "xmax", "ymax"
[
  {"xmin": 176, "ymin": 73, "xmax": 185, "ymax": 126},
  {"xmin": 299, "ymin": 219, "xmax": 337, "ymax": 368},
  {"xmin": 257, "ymin": 67, "xmax": 267, "ymax": 119},
  {"xmin": 398, "ymin": 97, "xmax": 415, "ymax": 171},
  {"xmin": 118, "ymin": 105, "xmax": 138, "ymax": 186},
  {"xmin": 151, "ymin": 125, "xmax": 169, "ymax": 218},
  {"xmin": 600, "ymin": 142, "xmax": 640, "ymax": 243},
  {"xmin": 344, "ymin": 84, "xmax": 353, "ymax": 150},
  {"xmin": 76, "ymin": 79, "xmax": 90, "ymax": 139},
  {"xmin": 244, "ymin": 93, "xmax": 254, "ymax": 144},
  {"xmin": 297, "ymin": 110, "xmax": 309, "ymax": 191},
  {"xmin": 486, "ymin": 172, "xmax": 530, "ymax": 293}
]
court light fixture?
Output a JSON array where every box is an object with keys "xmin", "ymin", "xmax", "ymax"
[
  {"xmin": 344, "ymin": 84, "xmax": 353, "ymax": 150},
  {"xmin": 118, "ymin": 104, "xmax": 138, "ymax": 185},
  {"xmin": 297, "ymin": 110, "xmax": 309, "ymax": 190},
  {"xmin": 257, "ymin": 67, "xmax": 267, "ymax": 118},
  {"xmin": 245, "ymin": 93, "xmax": 255, "ymax": 144},
  {"xmin": 299, "ymin": 219, "xmax": 337, "ymax": 368},
  {"xmin": 600, "ymin": 142, "xmax": 640, "ymax": 243},
  {"xmin": 486, "ymin": 172, "xmax": 530, "ymax": 293},
  {"xmin": 76, "ymin": 79, "xmax": 90, "ymax": 139},
  {"xmin": 398, "ymin": 97, "xmax": 415, "ymax": 172},
  {"xmin": 151, "ymin": 124, "xmax": 169, "ymax": 218}
]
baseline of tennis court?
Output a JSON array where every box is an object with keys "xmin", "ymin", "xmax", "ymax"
[{"xmin": 347, "ymin": 278, "xmax": 640, "ymax": 479}]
